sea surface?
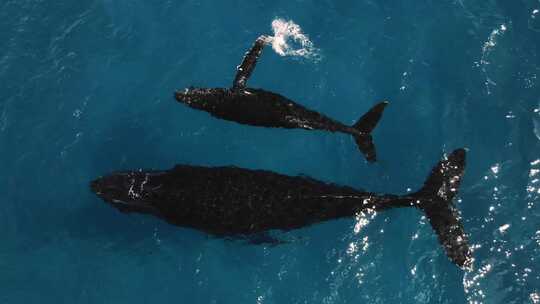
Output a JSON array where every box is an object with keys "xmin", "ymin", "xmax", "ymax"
[{"xmin": 2, "ymin": 1, "xmax": 540, "ymax": 303}]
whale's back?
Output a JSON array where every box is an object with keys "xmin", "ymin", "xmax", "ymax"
[{"xmin": 143, "ymin": 165, "xmax": 363, "ymax": 235}]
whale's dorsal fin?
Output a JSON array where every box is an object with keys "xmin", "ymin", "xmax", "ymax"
[{"xmin": 232, "ymin": 36, "xmax": 268, "ymax": 90}]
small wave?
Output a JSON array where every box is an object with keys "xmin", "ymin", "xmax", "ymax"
[
  {"xmin": 478, "ymin": 24, "xmax": 507, "ymax": 95},
  {"xmin": 264, "ymin": 18, "xmax": 321, "ymax": 61}
]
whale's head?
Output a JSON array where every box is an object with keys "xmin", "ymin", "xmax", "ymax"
[
  {"xmin": 90, "ymin": 171, "xmax": 160, "ymax": 214},
  {"xmin": 174, "ymin": 87, "xmax": 228, "ymax": 111}
]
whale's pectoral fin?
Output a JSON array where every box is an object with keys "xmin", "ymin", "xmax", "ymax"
[
  {"xmin": 222, "ymin": 232, "xmax": 286, "ymax": 246},
  {"xmin": 351, "ymin": 101, "xmax": 389, "ymax": 162},
  {"xmin": 413, "ymin": 148, "xmax": 472, "ymax": 269},
  {"xmin": 246, "ymin": 232, "xmax": 286, "ymax": 246},
  {"xmin": 232, "ymin": 35, "xmax": 269, "ymax": 90}
]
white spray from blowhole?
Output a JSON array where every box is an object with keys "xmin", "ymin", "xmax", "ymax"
[{"xmin": 262, "ymin": 18, "xmax": 321, "ymax": 62}]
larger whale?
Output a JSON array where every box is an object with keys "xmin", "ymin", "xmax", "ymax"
[
  {"xmin": 174, "ymin": 36, "xmax": 388, "ymax": 162},
  {"xmin": 90, "ymin": 148, "xmax": 471, "ymax": 268}
]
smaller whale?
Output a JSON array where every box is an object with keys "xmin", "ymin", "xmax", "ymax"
[
  {"xmin": 91, "ymin": 149, "xmax": 471, "ymax": 268},
  {"xmin": 175, "ymin": 36, "xmax": 388, "ymax": 162}
]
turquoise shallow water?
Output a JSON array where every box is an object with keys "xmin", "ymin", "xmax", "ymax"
[{"xmin": 2, "ymin": 0, "xmax": 540, "ymax": 303}]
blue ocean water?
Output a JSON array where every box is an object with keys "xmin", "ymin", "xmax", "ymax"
[{"xmin": 2, "ymin": 0, "xmax": 540, "ymax": 303}]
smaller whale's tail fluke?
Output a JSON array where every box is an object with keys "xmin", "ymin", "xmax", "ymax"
[
  {"xmin": 352, "ymin": 101, "xmax": 389, "ymax": 162},
  {"xmin": 412, "ymin": 148, "xmax": 472, "ymax": 269}
]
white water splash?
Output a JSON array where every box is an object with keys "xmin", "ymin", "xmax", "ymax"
[
  {"xmin": 531, "ymin": 292, "xmax": 540, "ymax": 303},
  {"xmin": 264, "ymin": 18, "xmax": 321, "ymax": 61}
]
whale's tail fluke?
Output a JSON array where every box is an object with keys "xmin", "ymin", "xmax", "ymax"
[
  {"xmin": 352, "ymin": 101, "xmax": 388, "ymax": 162},
  {"xmin": 412, "ymin": 148, "xmax": 472, "ymax": 268}
]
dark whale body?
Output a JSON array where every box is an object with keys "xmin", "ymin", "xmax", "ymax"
[
  {"xmin": 91, "ymin": 149, "xmax": 472, "ymax": 268},
  {"xmin": 175, "ymin": 36, "xmax": 388, "ymax": 162}
]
